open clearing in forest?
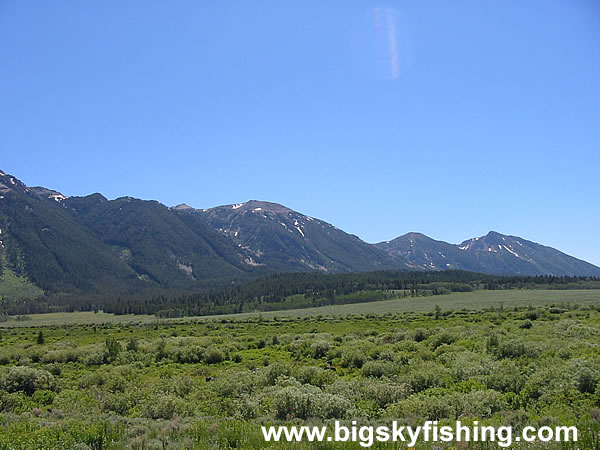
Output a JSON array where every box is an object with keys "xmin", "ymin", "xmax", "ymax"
[{"xmin": 3, "ymin": 289, "xmax": 600, "ymax": 327}]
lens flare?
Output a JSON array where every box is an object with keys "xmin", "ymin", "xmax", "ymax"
[{"xmin": 371, "ymin": 7, "xmax": 411, "ymax": 80}]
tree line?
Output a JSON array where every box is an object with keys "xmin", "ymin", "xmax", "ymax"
[{"xmin": 3, "ymin": 270, "xmax": 598, "ymax": 318}]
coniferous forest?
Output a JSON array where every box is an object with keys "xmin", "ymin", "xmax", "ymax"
[{"xmin": 2, "ymin": 269, "xmax": 599, "ymax": 317}]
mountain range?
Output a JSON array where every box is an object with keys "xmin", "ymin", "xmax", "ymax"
[{"xmin": 1, "ymin": 169, "xmax": 599, "ymax": 300}]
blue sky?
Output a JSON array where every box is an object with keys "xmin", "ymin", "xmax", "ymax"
[{"xmin": 1, "ymin": 1, "xmax": 599, "ymax": 265}]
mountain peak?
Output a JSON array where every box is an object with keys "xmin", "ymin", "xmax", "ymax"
[
  {"xmin": 3, "ymin": 168, "xmax": 600, "ymax": 280},
  {"xmin": 221, "ymin": 200, "xmax": 294, "ymax": 215},
  {"xmin": 378, "ymin": 230, "xmax": 600, "ymax": 276},
  {"xmin": 401, "ymin": 232, "xmax": 430, "ymax": 240},
  {"xmin": 172, "ymin": 203, "xmax": 194, "ymax": 211},
  {"xmin": 30, "ymin": 186, "xmax": 69, "ymax": 202},
  {"xmin": 197, "ymin": 199, "xmax": 402, "ymax": 273},
  {"xmin": 0, "ymin": 171, "xmax": 27, "ymax": 194}
]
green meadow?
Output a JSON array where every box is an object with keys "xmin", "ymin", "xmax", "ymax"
[
  {"xmin": 0, "ymin": 265, "xmax": 44, "ymax": 303},
  {"xmin": 3, "ymin": 289, "xmax": 600, "ymax": 327},
  {"xmin": 0, "ymin": 289, "xmax": 599, "ymax": 448}
]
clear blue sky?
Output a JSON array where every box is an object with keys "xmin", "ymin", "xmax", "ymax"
[{"xmin": 1, "ymin": 1, "xmax": 599, "ymax": 265}]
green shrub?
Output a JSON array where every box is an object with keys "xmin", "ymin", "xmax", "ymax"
[
  {"xmin": 162, "ymin": 375, "xmax": 196, "ymax": 397},
  {"xmin": 341, "ymin": 349, "xmax": 366, "ymax": 369},
  {"xmin": 310, "ymin": 341, "xmax": 330, "ymax": 359},
  {"xmin": 486, "ymin": 334, "xmax": 500, "ymax": 353},
  {"xmin": 204, "ymin": 348, "xmax": 225, "ymax": 364},
  {"xmin": 569, "ymin": 359, "xmax": 598, "ymax": 394},
  {"xmin": 104, "ymin": 337, "xmax": 122, "ymax": 363},
  {"xmin": 1, "ymin": 366, "xmax": 56, "ymax": 396},
  {"xmin": 272, "ymin": 385, "xmax": 313, "ymax": 419},
  {"xmin": 443, "ymin": 351, "xmax": 491, "ymax": 382},
  {"xmin": 0, "ymin": 351, "xmax": 13, "ymax": 365},
  {"xmin": 413, "ymin": 328, "xmax": 429, "ymax": 342},
  {"xmin": 386, "ymin": 393, "xmax": 453, "ymax": 421},
  {"xmin": 215, "ymin": 371, "xmax": 263, "ymax": 398},
  {"xmin": 138, "ymin": 393, "xmax": 188, "ymax": 419},
  {"xmin": 82, "ymin": 348, "xmax": 106, "ymax": 366},
  {"xmin": 265, "ymin": 362, "xmax": 292, "ymax": 385},
  {"xmin": 102, "ymin": 391, "xmax": 135, "ymax": 415},
  {"xmin": 377, "ymin": 349, "xmax": 396, "ymax": 362},
  {"xmin": 294, "ymin": 366, "xmax": 335, "ymax": 387},
  {"xmin": 155, "ymin": 339, "xmax": 167, "ymax": 362},
  {"xmin": 382, "ymin": 331, "xmax": 407, "ymax": 343},
  {"xmin": 174, "ymin": 346, "xmax": 204, "ymax": 364},
  {"xmin": 272, "ymin": 385, "xmax": 350, "ymax": 419},
  {"xmin": 361, "ymin": 361, "xmax": 394, "ymax": 378},
  {"xmin": 519, "ymin": 320, "xmax": 533, "ymax": 329},
  {"xmin": 483, "ymin": 360, "xmax": 524, "ymax": 393},
  {"xmin": 386, "ymin": 389, "xmax": 507, "ymax": 421},
  {"xmin": 79, "ymin": 371, "xmax": 106, "ymax": 388},
  {"xmin": 288, "ymin": 340, "xmax": 312, "ymax": 359},
  {"xmin": 47, "ymin": 364, "xmax": 62, "ymax": 376},
  {"xmin": 355, "ymin": 380, "xmax": 410, "ymax": 409},
  {"xmin": 31, "ymin": 389, "xmax": 56, "ymax": 406},
  {"xmin": 41, "ymin": 348, "xmax": 80, "ymax": 364},
  {"xmin": 497, "ymin": 339, "xmax": 534, "ymax": 359},
  {"xmin": 525, "ymin": 311, "xmax": 539, "ymax": 321},
  {"xmin": 429, "ymin": 332, "xmax": 456, "ymax": 350},
  {"xmin": 126, "ymin": 336, "xmax": 139, "ymax": 352},
  {"xmin": 0, "ymin": 391, "xmax": 30, "ymax": 413},
  {"xmin": 403, "ymin": 362, "xmax": 449, "ymax": 393}
]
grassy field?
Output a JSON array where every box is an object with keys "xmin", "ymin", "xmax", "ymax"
[
  {"xmin": 0, "ymin": 300, "xmax": 599, "ymax": 448},
  {"xmin": 0, "ymin": 265, "xmax": 44, "ymax": 302},
  {"xmin": 0, "ymin": 311, "xmax": 157, "ymax": 328},
  {"xmin": 3, "ymin": 289, "xmax": 600, "ymax": 328},
  {"xmin": 207, "ymin": 288, "xmax": 600, "ymax": 320}
]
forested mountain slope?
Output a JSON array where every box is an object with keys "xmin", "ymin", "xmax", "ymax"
[
  {"xmin": 1, "ymin": 168, "xmax": 599, "ymax": 304},
  {"xmin": 377, "ymin": 231, "xmax": 600, "ymax": 277},
  {"xmin": 192, "ymin": 200, "xmax": 406, "ymax": 273}
]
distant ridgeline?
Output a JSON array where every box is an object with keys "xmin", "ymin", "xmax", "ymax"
[
  {"xmin": 1, "ymin": 168, "xmax": 600, "ymax": 317},
  {"xmin": 4, "ymin": 270, "xmax": 599, "ymax": 317}
]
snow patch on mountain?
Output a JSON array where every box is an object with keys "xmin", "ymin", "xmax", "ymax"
[{"xmin": 49, "ymin": 193, "xmax": 68, "ymax": 202}]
